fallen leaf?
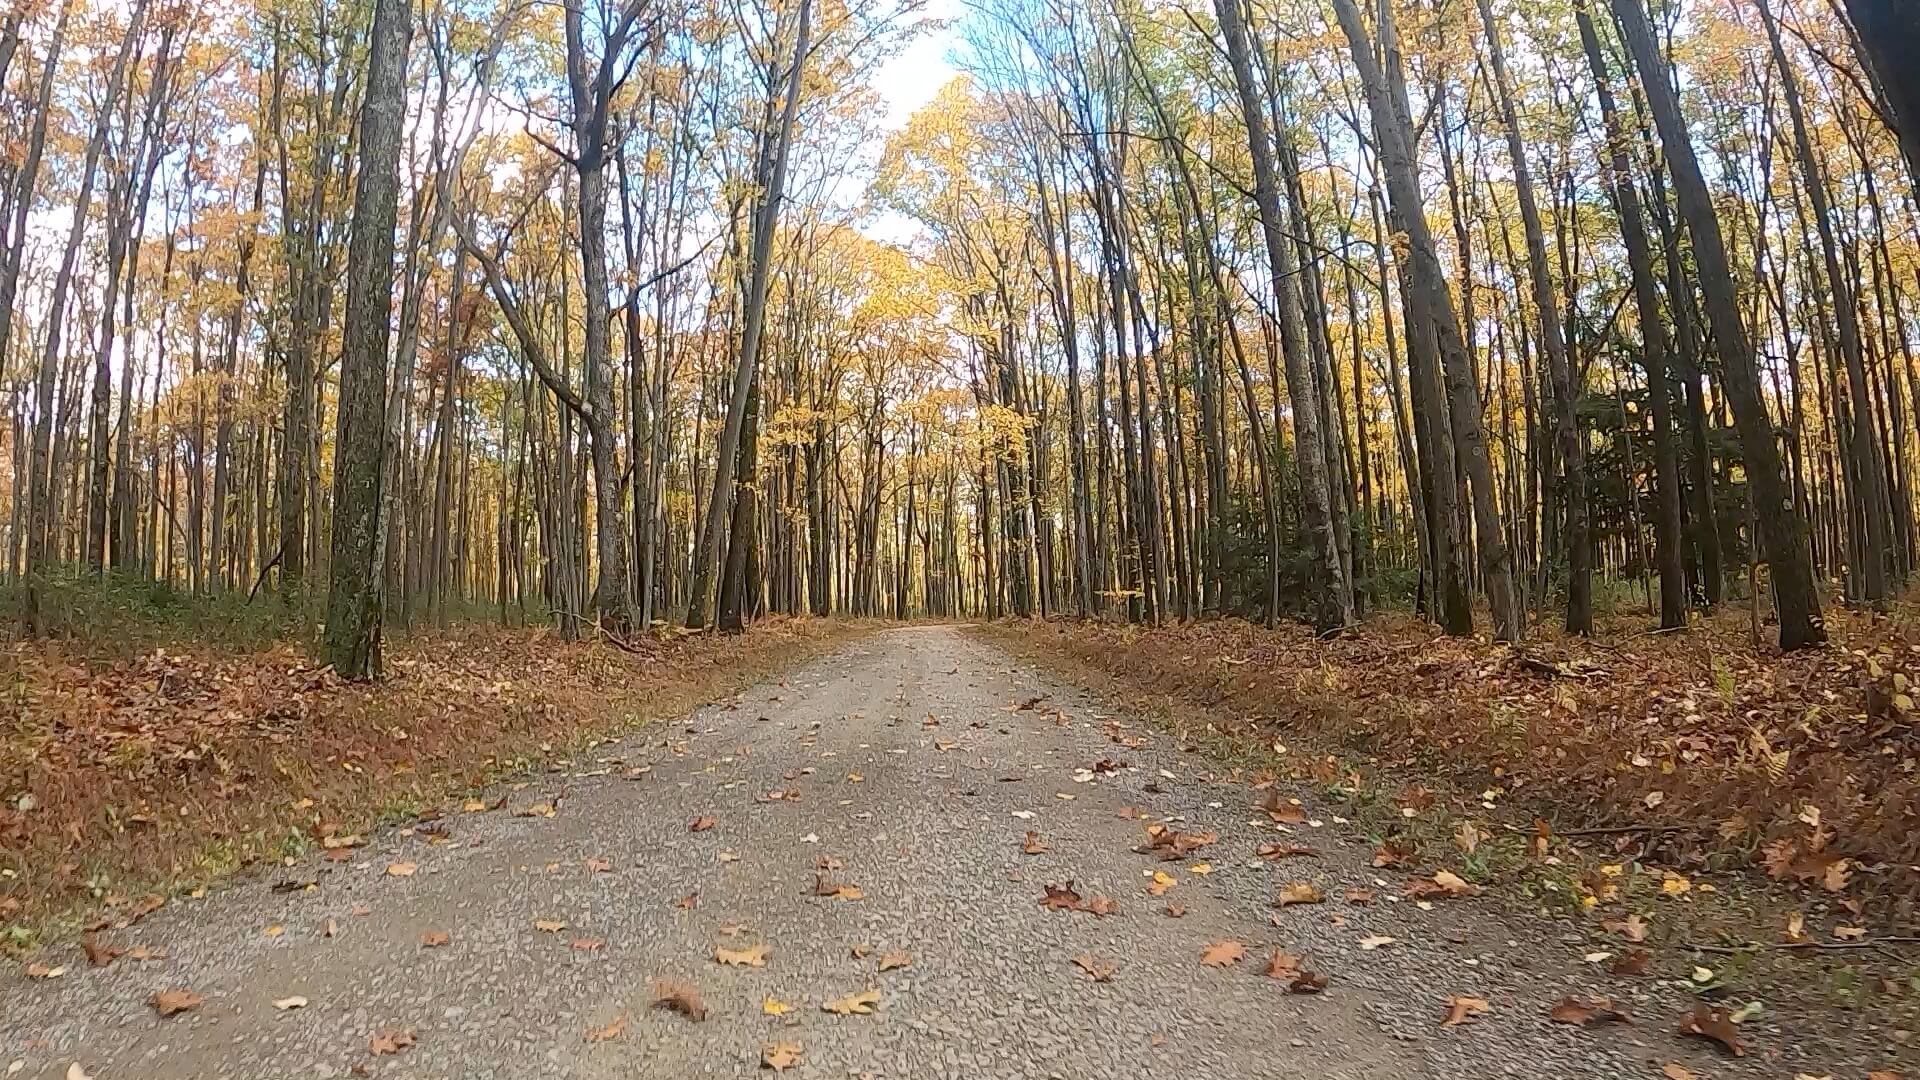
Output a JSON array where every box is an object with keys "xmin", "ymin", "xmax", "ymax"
[
  {"xmin": 272, "ymin": 996, "xmax": 309, "ymax": 1011},
  {"xmin": 1276, "ymin": 882, "xmax": 1325, "ymax": 907},
  {"xmin": 675, "ymin": 892, "xmax": 698, "ymax": 910},
  {"xmin": 1603, "ymin": 913, "xmax": 1649, "ymax": 942},
  {"xmin": 1257, "ymin": 843, "xmax": 1318, "ymax": 861},
  {"xmin": 1441, "ymin": 995, "xmax": 1491, "ymax": 1027},
  {"xmin": 1258, "ymin": 790, "xmax": 1308, "ymax": 824},
  {"xmin": 65, "ymin": 1066, "xmax": 90, "ymax": 1080},
  {"xmin": 1357, "ymin": 935, "xmax": 1396, "ymax": 950},
  {"xmin": 385, "ymin": 862, "xmax": 417, "ymax": 878},
  {"xmin": 421, "ymin": 930, "xmax": 451, "ymax": 948},
  {"xmin": 585, "ymin": 857, "xmax": 613, "ymax": 873},
  {"xmin": 689, "ymin": 817, "xmax": 717, "ymax": 833},
  {"xmin": 1084, "ymin": 894, "xmax": 1117, "ymax": 916},
  {"xmin": 715, "ymin": 943, "xmax": 772, "ymax": 967},
  {"xmin": 1041, "ymin": 882, "xmax": 1084, "ymax": 911},
  {"xmin": 1372, "ymin": 842, "xmax": 1414, "ymax": 868},
  {"xmin": 1344, "ymin": 888, "xmax": 1375, "ymax": 905},
  {"xmin": 24, "ymin": 962, "xmax": 68, "ymax": 979},
  {"xmin": 1147, "ymin": 870, "xmax": 1177, "ymax": 897},
  {"xmin": 762, "ymin": 1041, "xmax": 804, "ymax": 1072},
  {"xmin": 368, "ymin": 1029, "xmax": 415, "ymax": 1055},
  {"xmin": 1608, "ymin": 948, "xmax": 1652, "ymax": 977},
  {"xmin": 877, "ymin": 951, "xmax": 911, "ymax": 972},
  {"xmin": 533, "ymin": 918, "xmax": 568, "ymax": 933},
  {"xmin": 762, "ymin": 996, "xmax": 793, "ymax": 1016},
  {"xmin": 80, "ymin": 934, "xmax": 123, "ymax": 968},
  {"xmin": 811, "ymin": 874, "xmax": 863, "ymax": 901},
  {"xmin": 1678, "ymin": 1004, "xmax": 1745, "ymax": 1056},
  {"xmin": 585, "ymin": 1013, "xmax": 627, "ymax": 1043},
  {"xmin": 1164, "ymin": 903, "xmax": 1187, "ymax": 918},
  {"xmin": 514, "ymin": 801, "xmax": 557, "ymax": 818},
  {"xmin": 1263, "ymin": 950, "xmax": 1304, "ymax": 979},
  {"xmin": 1073, "ymin": 953, "xmax": 1118, "ymax": 981},
  {"xmin": 1549, "ymin": 996, "xmax": 1631, "ymax": 1026},
  {"xmin": 1662, "ymin": 1066, "xmax": 1700, "ymax": 1080},
  {"xmin": 1199, "ymin": 940, "xmax": 1246, "ymax": 967},
  {"xmin": 149, "ymin": 989, "xmax": 203, "ymax": 1017},
  {"xmin": 651, "ymin": 980, "xmax": 708, "ymax": 1021},
  {"xmin": 571, "ymin": 937, "xmax": 605, "ymax": 952},
  {"xmin": 1022, "ymin": 831, "xmax": 1048, "ymax": 855},
  {"xmin": 822, "ymin": 989, "xmax": 881, "ymax": 1015},
  {"xmin": 1406, "ymin": 871, "xmax": 1479, "ymax": 900}
]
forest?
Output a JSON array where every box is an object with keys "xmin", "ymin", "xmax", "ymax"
[
  {"xmin": 5, "ymin": 1, "xmax": 1920, "ymax": 1072},
  {"xmin": 0, "ymin": 0, "xmax": 1916, "ymax": 673}
]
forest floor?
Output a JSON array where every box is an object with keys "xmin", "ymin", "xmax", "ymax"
[
  {"xmin": 0, "ymin": 624, "xmax": 1907, "ymax": 1078},
  {"xmin": 983, "ymin": 600, "xmax": 1920, "ymax": 1071},
  {"xmin": 0, "ymin": 613, "xmax": 859, "ymax": 935}
]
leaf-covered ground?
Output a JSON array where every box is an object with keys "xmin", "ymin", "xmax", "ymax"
[
  {"xmin": 984, "ymin": 602, "xmax": 1920, "ymax": 909},
  {"xmin": 0, "ymin": 617, "xmax": 856, "ymax": 934},
  {"xmin": 7, "ymin": 625, "xmax": 1903, "ymax": 1079}
]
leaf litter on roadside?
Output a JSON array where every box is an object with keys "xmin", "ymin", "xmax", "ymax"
[{"xmin": 762, "ymin": 1042, "xmax": 804, "ymax": 1072}]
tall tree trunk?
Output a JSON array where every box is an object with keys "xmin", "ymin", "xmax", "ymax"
[
  {"xmin": 689, "ymin": 0, "xmax": 811, "ymax": 630},
  {"xmin": 1478, "ymin": 0, "xmax": 1590, "ymax": 634},
  {"xmin": 321, "ymin": 0, "xmax": 412, "ymax": 678},
  {"xmin": 1613, "ymin": 0, "xmax": 1825, "ymax": 649}
]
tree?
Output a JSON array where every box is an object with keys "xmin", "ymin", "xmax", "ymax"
[
  {"xmin": 1612, "ymin": 0, "xmax": 1826, "ymax": 649},
  {"xmin": 321, "ymin": 0, "xmax": 414, "ymax": 678}
]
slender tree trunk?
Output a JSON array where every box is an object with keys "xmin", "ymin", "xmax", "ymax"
[{"xmin": 322, "ymin": 0, "xmax": 413, "ymax": 678}]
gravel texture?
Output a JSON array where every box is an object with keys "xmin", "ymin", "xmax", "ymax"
[{"xmin": 0, "ymin": 625, "xmax": 1849, "ymax": 1078}]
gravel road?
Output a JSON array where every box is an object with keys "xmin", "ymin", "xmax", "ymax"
[{"xmin": 1, "ymin": 626, "xmax": 1827, "ymax": 1078}]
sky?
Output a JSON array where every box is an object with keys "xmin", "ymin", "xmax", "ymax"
[
  {"xmin": 871, "ymin": 0, "xmax": 965, "ymax": 130},
  {"xmin": 857, "ymin": 0, "xmax": 964, "ymax": 246}
]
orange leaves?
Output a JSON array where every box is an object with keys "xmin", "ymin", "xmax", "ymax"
[
  {"xmin": 810, "ymin": 874, "xmax": 863, "ymax": 901},
  {"xmin": 1198, "ymin": 940, "xmax": 1245, "ymax": 967},
  {"xmin": 1440, "ymin": 996, "xmax": 1491, "ymax": 1027},
  {"xmin": 1263, "ymin": 950, "xmax": 1327, "ymax": 993},
  {"xmin": 1072, "ymin": 954, "xmax": 1117, "ymax": 982},
  {"xmin": 1022, "ymin": 831, "xmax": 1048, "ymax": 855},
  {"xmin": 1403, "ymin": 871, "xmax": 1479, "ymax": 901},
  {"xmin": 761, "ymin": 1041, "xmax": 804, "ymax": 1071},
  {"xmin": 1039, "ymin": 881, "xmax": 1114, "ymax": 916},
  {"xmin": 876, "ymin": 951, "xmax": 911, "ymax": 972},
  {"xmin": 1256, "ymin": 842, "xmax": 1317, "ymax": 861},
  {"xmin": 420, "ymin": 929, "xmax": 451, "ymax": 948},
  {"xmin": 821, "ymin": 989, "xmax": 881, "ymax": 1015},
  {"xmin": 369, "ymin": 1029, "xmax": 416, "ymax": 1055},
  {"xmin": 149, "ymin": 989, "xmax": 204, "ymax": 1016},
  {"xmin": 1274, "ymin": 882, "xmax": 1324, "ymax": 907},
  {"xmin": 1677, "ymin": 1004, "xmax": 1744, "ymax": 1056},
  {"xmin": 1548, "ymin": 997, "xmax": 1631, "ymax": 1026},
  {"xmin": 1138, "ymin": 823, "xmax": 1217, "ymax": 861},
  {"xmin": 1257, "ymin": 789, "xmax": 1307, "ymax": 824},
  {"xmin": 689, "ymin": 816, "xmax": 717, "ymax": 833}
]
